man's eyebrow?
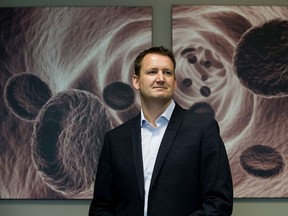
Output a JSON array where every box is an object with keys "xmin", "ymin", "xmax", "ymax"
[{"xmin": 146, "ymin": 67, "xmax": 173, "ymax": 70}]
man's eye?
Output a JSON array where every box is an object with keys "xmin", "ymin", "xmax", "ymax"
[
  {"xmin": 148, "ymin": 71, "xmax": 156, "ymax": 74},
  {"xmin": 164, "ymin": 71, "xmax": 173, "ymax": 76}
]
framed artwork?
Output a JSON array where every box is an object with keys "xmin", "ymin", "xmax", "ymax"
[
  {"xmin": 0, "ymin": 6, "xmax": 152, "ymax": 199},
  {"xmin": 172, "ymin": 5, "xmax": 288, "ymax": 198}
]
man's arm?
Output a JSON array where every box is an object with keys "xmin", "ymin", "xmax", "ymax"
[
  {"xmin": 89, "ymin": 133, "xmax": 114, "ymax": 216},
  {"xmin": 191, "ymin": 118, "xmax": 233, "ymax": 216}
]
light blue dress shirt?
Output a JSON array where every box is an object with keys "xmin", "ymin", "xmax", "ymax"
[{"xmin": 140, "ymin": 100, "xmax": 175, "ymax": 216}]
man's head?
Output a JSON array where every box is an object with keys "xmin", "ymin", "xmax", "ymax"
[
  {"xmin": 132, "ymin": 46, "xmax": 177, "ymax": 105},
  {"xmin": 134, "ymin": 46, "xmax": 176, "ymax": 76}
]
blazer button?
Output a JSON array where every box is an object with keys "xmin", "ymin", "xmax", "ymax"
[{"xmin": 141, "ymin": 202, "xmax": 144, "ymax": 207}]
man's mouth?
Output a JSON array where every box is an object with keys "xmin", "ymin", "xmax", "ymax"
[{"xmin": 153, "ymin": 86, "xmax": 167, "ymax": 89}]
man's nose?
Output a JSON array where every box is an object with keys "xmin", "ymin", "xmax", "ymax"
[{"xmin": 156, "ymin": 71, "xmax": 165, "ymax": 81}]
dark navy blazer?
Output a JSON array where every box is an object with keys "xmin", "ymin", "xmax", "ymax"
[{"xmin": 89, "ymin": 103, "xmax": 233, "ymax": 216}]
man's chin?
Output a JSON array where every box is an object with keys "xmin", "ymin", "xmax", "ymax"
[{"xmin": 150, "ymin": 95, "xmax": 173, "ymax": 102}]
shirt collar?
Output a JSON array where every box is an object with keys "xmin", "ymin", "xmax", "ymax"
[{"xmin": 140, "ymin": 100, "xmax": 175, "ymax": 127}]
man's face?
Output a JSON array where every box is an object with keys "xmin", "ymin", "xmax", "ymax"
[{"xmin": 133, "ymin": 53, "xmax": 176, "ymax": 103}]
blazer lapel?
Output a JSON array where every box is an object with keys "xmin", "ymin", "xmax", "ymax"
[
  {"xmin": 149, "ymin": 104, "xmax": 185, "ymax": 190},
  {"xmin": 131, "ymin": 114, "xmax": 145, "ymax": 200}
]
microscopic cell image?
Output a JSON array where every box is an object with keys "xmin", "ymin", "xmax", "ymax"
[
  {"xmin": 173, "ymin": 5, "xmax": 288, "ymax": 198},
  {"xmin": 2, "ymin": 5, "xmax": 288, "ymax": 200},
  {"xmin": 0, "ymin": 7, "xmax": 152, "ymax": 199}
]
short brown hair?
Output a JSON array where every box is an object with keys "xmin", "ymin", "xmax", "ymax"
[{"xmin": 134, "ymin": 46, "xmax": 176, "ymax": 76}]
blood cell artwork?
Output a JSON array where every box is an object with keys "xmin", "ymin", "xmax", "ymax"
[
  {"xmin": 0, "ymin": 7, "xmax": 152, "ymax": 199},
  {"xmin": 173, "ymin": 5, "xmax": 288, "ymax": 198}
]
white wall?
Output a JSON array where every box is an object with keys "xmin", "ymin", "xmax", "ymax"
[{"xmin": 0, "ymin": 0, "xmax": 288, "ymax": 215}]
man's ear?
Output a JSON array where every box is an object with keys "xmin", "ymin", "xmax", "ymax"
[
  {"xmin": 132, "ymin": 75, "xmax": 140, "ymax": 90},
  {"xmin": 173, "ymin": 76, "xmax": 177, "ymax": 90}
]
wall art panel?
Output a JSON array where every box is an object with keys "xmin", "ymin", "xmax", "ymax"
[
  {"xmin": 0, "ymin": 6, "xmax": 152, "ymax": 199},
  {"xmin": 172, "ymin": 5, "xmax": 288, "ymax": 198}
]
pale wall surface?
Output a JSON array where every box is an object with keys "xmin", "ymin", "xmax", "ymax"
[{"xmin": 0, "ymin": 0, "xmax": 288, "ymax": 215}]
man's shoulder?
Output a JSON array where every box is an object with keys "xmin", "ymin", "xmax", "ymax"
[
  {"xmin": 175, "ymin": 103, "xmax": 214, "ymax": 120},
  {"xmin": 186, "ymin": 109, "xmax": 214, "ymax": 120},
  {"xmin": 107, "ymin": 114, "xmax": 140, "ymax": 134},
  {"xmin": 179, "ymin": 105, "xmax": 217, "ymax": 129}
]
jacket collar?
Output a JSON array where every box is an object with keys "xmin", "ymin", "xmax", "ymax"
[{"xmin": 131, "ymin": 103, "xmax": 186, "ymax": 200}]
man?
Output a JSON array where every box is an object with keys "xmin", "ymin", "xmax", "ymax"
[{"xmin": 89, "ymin": 46, "xmax": 233, "ymax": 216}]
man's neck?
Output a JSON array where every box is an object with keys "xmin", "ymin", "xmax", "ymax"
[{"xmin": 141, "ymin": 99, "xmax": 172, "ymax": 127}]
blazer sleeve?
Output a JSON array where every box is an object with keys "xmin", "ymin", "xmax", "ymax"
[
  {"xmin": 89, "ymin": 132, "xmax": 114, "ymax": 216},
  {"xmin": 190, "ymin": 117, "xmax": 233, "ymax": 216}
]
